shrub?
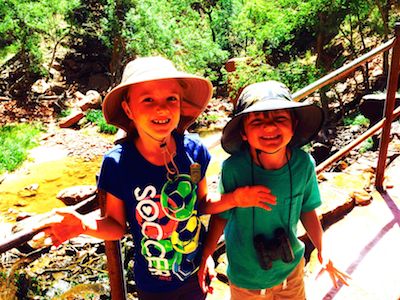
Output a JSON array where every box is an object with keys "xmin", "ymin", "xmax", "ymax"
[
  {"xmin": 359, "ymin": 137, "xmax": 374, "ymax": 154},
  {"xmin": 0, "ymin": 123, "xmax": 43, "ymax": 174},
  {"xmin": 343, "ymin": 114, "xmax": 370, "ymax": 127},
  {"xmin": 85, "ymin": 109, "xmax": 118, "ymax": 134},
  {"xmin": 224, "ymin": 52, "xmax": 321, "ymax": 99}
]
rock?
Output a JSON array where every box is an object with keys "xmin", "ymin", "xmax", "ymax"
[
  {"xmin": 14, "ymin": 200, "xmax": 28, "ymax": 206},
  {"xmin": 56, "ymin": 185, "xmax": 97, "ymax": 206},
  {"xmin": 59, "ymin": 111, "xmax": 84, "ymax": 128},
  {"xmin": 17, "ymin": 183, "xmax": 39, "ymax": 197},
  {"xmin": 87, "ymin": 73, "xmax": 111, "ymax": 92},
  {"xmin": 371, "ymin": 67, "xmax": 383, "ymax": 77},
  {"xmin": 74, "ymin": 91, "xmax": 86, "ymax": 100},
  {"xmin": 360, "ymin": 92, "xmax": 400, "ymax": 125},
  {"xmin": 76, "ymin": 90, "xmax": 102, "ymax": 111},
  {"xmin": 335, "ymin": 82, "xmax": 348, "ymax": 94},
  {"xmin": 50, "ymin": 84, "xmax": 66, "ymax": 95},
  {"xmin": 351, "ymin": 189, "xmax": 372, "ymax": 206},
  {"xmin": 51, "ymin": 61, "xmax": 64, "ymax": 72},
  {"xmin": 16, "ymin": 212, "xmax": 33, "ymax": 221},
  {"xmin": 310, "ymin": 142, "xmax": 331, "ymax": 165},
  {"xmin": 31, "ymin": 79, "xmax": 50, "ymax": 94}
]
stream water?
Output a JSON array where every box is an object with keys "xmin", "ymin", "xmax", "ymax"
[
  {"xmin": 0, "ymin": 156, "xmax": 102, "ymax": 223},
  {"xmin": 0, "ymin": 131, "xmax": 228, "ymax": 223}
]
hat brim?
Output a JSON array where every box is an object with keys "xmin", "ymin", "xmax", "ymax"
[
  {"xmin": 102, "ymin": 70, "xmax": 213, "ymax": 133},
  {"xmin": 221, "ymin": 100, "xmax": 324, "ymax": 154}
]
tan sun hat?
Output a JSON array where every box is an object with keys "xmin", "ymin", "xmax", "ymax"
[{"xmin": 102, "ymin": 56, "xmax": 213, "ymax": 133}]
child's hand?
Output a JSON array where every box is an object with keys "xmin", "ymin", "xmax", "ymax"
[
  {"xmin": 233, "ymin": 185, "xmax": 276, "ymax": 211},
  {"xmin": 198, "ymin": 255, "xmax": 216, "ymax": 294},
  {"xmin": 33, "ymin": 209, "xmax": 86, "ymax": 248},
  {"xmin": 317, "ymin": 254, "xmax": 351, "ymax": 288}
]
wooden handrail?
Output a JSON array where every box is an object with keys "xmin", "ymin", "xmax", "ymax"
[
  {"xmin": 293, "ymin": 38, "xmax": 395, "ymax": 101},
  {"xmin": 376, "ymin": 23, "xmax": 400, "ymax": 187},
  {"xmin": 290, "ymin": 23, "xmax": 400, "ymax": 185},
  {"xmin": 98, "ymin": 189, "xmax": 127, "ymax": 299},
  {"xmin": 316, "ymin": 106, "xmax": 400, "ymax": 174}
]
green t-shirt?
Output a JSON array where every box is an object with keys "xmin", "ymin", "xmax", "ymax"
[{"xmin": 219, "ymin": 147, "xmax": 321, "ymax": 289}]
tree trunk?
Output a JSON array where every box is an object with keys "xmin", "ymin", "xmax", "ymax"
[
  {"xmin": 375, "ymin": 0, "xmax": 390, "ymax": 76},
  {"xmin": 109, "ymin": 0, "xmax": 126, "ymax": 85}
]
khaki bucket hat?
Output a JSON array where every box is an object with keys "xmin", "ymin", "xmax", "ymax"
[
  {"xmin": 102, "ymin": 56, "xmax": 213, "ymax": 133},
  {"xmin": 221, "ymin": 81, "xmax": 324, "ymax": 154}
]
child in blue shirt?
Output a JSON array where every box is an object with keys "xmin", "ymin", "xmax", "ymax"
[{"xmin": 41, "ymin": 57, "xmax": 276, "ymax": 299}]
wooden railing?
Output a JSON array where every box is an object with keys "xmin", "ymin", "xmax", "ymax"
[{"xmin": 293, "ymin": 23, "xmax": 400, "ymax": 188}]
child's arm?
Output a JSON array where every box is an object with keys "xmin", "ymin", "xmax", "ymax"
[
  {"xmin": 197, "ymin": 178, "xmax": 276, "ymax": 214},
  {"xmin": 198, "ymin": 214, "xmax": 227, "ymax": 293},
  {"xmin": 301, "ymin": 210, "xmax": 350, "ymax": 288},
  {"xmin": 39, "ymin": 192, "xmax": 126, "ymax": 247}
]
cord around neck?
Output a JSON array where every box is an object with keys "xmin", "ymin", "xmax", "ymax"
[{"xmin": 252, "ymin": 148, "xmax": 293, "ymax": 236}]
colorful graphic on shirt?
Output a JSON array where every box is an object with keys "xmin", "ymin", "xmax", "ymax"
[
  {"xmin": 161, "ymin": 174, "xmax": 197, "ymax": 221},
  {"xmin": 171, "ymin": 212, "xmax": 201, "ymax": 253},
  {"xmin": 135, "ymin": 174, "xmax": 202, "ymax": 280},
  {"xmin": 173, "ymin": 248, "xmax": 201, "ymax": 281},
  {"xmin": 141, "ymin": 238, "xmax": 182, "ymax": 272},
  {"xmin": 136, "ymin": 196, "xmax": 178, "ymax": 239}
]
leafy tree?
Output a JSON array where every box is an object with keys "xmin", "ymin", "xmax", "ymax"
[
  {"xmin": 0, "ymin": 0, "xmax": 79, "ymax": 74},
  {"xmin": 120, "ymin": 0, "xmax": 228, "ymax": 81}
]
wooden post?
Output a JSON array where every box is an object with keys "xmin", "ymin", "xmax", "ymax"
[
  {"xmin": 98, "ymin": 189, "xmax": 127, "ymax": 299},
  {"xmin": 376, "ymin": 23, "xmax": 400, "ymax": 188}
]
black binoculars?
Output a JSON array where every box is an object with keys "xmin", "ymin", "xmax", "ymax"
[{"xmin": 253, "ymin": 227, "xmax": 294, "ymax": 270}]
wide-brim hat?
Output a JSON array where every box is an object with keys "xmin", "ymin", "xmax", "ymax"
[
  {"xmin": 102, "ymin": 56, "xmax": 213, "ymax": 133},
  {"xmin": 221, "ymin": 81, "xmax": 324, "ymax": 154}
]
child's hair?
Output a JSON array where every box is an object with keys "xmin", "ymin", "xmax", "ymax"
[{"xmin": 222, "ymin": 81, "xmax": 324, "ymax": 154}]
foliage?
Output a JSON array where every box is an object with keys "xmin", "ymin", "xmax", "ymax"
[
  {"xmin": 59, "ymin": 109, "xmax": 73, "ymax": 118},
  {"xmin": 118, "ymin": 0, "xmax": 229, "ymax": 81},
  {"xmin": 343, "ymin": 114, "xmax": 370, "ymax": 127},
  {"xmin": 359, "ymin": 137, "xmax": 374, "ymax": 154},
  {"xmin": 85, "ymin": 109, "xmax": 118, "ymax": 134},
  {"xmin": 1, "ymin": 0, "xmax": 399, "ymax": 131},
  {"xmin": 0, "ymin": 0, "xmax": 79, "ymax": 74},
  {"xmin": 0, "ymin": 123, "xmax": 43, "ymax": 174},
  {"xmin": 224, "ymin": 51, "xmax": 321, "ymax": 99},
  {"xmin": 1, "ymin": 0, "xmax": 396, "ymax": 78},
  {"xmin": 226, "ymin": 0, "xmax": 348, "ymax": 60}
]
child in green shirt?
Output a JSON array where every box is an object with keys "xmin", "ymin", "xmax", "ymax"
[{"xmin": 199, "ymin": 81, "xmax": 349, "ymax": 299}]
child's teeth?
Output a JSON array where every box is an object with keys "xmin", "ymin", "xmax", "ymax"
[{"xmin": 154, "ymin": 119, "xmax": 169, "ymax": 124}]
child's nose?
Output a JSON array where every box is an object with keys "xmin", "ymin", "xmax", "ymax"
[
  {"xmin": 262, "ymin": 120, "xmax": 277, "ymax": 130},
  {"xmin": 156, "ymin": 103, "xmax": 169, "ymax": 113}
]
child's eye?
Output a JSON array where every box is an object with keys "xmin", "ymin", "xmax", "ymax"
[
  {"xmin": 167, "ymin": 96, "xmax": 179, "ymax": 102},
  {"xmin": 275, "ymin": 116, "xmax": 288, "ymax": 122},
  {"xmin": 250, "ymin": 120, "xmax": 263, "ymax": 126},
  {"xmin": 143, "ymin": 97, "xmax": 153, "ymax": 103}
]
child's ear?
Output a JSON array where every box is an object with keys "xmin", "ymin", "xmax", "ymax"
[
  {"xmin": 122, "ymin": 101, "xmax": 133, "ymax": 119},
  {"xmin": 240, "ymin": 130, "xmax": 248, "ymax": 141}
]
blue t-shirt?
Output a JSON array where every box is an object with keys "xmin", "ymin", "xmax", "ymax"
[{"xmin": 97, "ymin": 132, "xmax": 211, "ymax": 292}]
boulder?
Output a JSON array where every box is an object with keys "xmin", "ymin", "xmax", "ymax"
[
  {"xmin": 59, "ymin": 111, "xmax": 84, "ymax": 128},
  {"xmin": 56, "ymin": 185, "xmax": 97, "ymax": 206},
  {"xmin": 360, "ymin": 92, "xmax": 400, "ymax": 125},
  {"xmin": 76, "ymin": 90, "xmax": 102, "ymax": 111}
]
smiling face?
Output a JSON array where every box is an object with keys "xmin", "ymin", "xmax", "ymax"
[
  {"xmin": 242, "ymin": 109, "xmax": 295, "ymax": 157},
  {"xmin": 122, "ymin": 79, "xmax": 182, "ymax": 141}
]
